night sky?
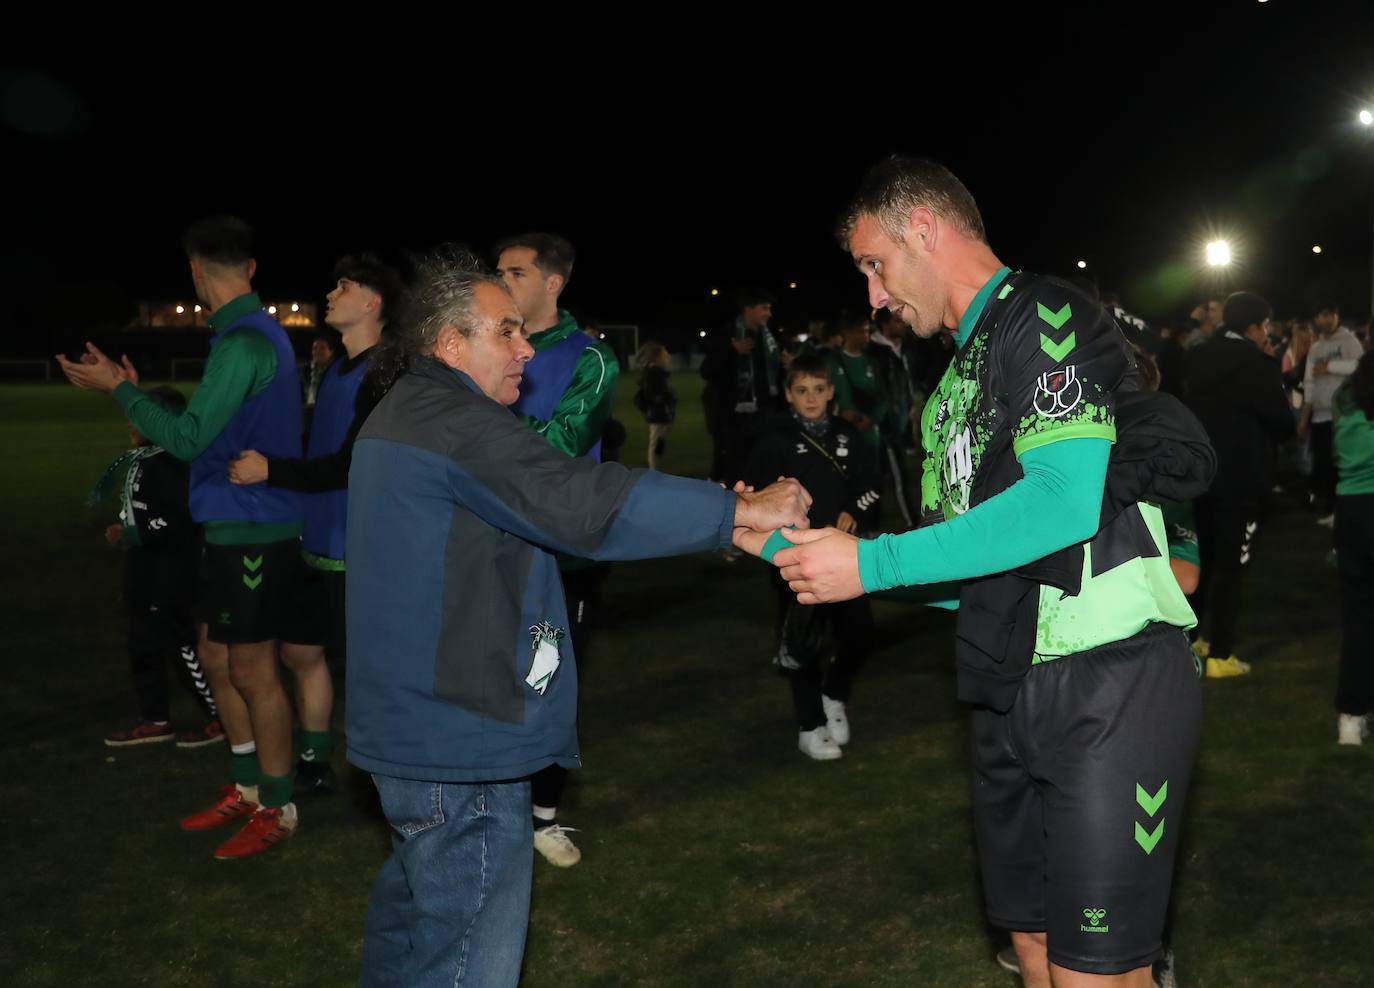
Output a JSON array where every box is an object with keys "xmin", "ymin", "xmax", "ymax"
[{"xmin": 6, "ymin": 6, "xmax": 1374, "ymax": 357}]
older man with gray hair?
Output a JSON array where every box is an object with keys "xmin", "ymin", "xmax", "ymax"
[{"xmin": 345, "ymin": 247, "xmax": 810, "ymax": 988}]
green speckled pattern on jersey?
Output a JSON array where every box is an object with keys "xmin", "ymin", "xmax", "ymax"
[{"xmin": 919, "ymin": 268, "xmax": 1194, "ymax": 662}]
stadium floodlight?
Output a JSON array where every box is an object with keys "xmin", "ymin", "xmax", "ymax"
[
  {"xmin": 175, "ymin": 305, "xmax": 185, "ymax": 314},
  {"xmin": 1360, "ymin": 109, "xmax": 1373, "ymax": 127},
  {"xmin": 1313, "ymin": 245, "xmax": 1323, "ymax": 254},
  {"xmin": 1076, "ymin": 260, "xmax": 1087, "ymax": 269},
  {"xmin": 710, "ymin": 288, "xmax": 720, "ymax": 297},
  {"xmin": 1205, "ymin": 240, "xmax": 1232, "ymax": 267},
  {"xmin": 789, "ymin": 282, "xmax": 798, "ymax": 289},
  {"xmin": 290, "ymin": 302, "xmax": 300, "ymax": 313}
]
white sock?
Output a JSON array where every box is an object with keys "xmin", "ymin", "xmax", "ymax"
[
  {"xmin": 230, "ymin": 741, "xmax": 256, "ymax": 756},
  {"xmin": 533, "ymin": 805, "xmax": 557, "ymax": 824},
  {"xmin": 237, "ymin": 784, "xmax": 259, "ymax": 803},
  {"xmin": 279, "ymin": 802, "xmax": 298, "ymax": 825}
]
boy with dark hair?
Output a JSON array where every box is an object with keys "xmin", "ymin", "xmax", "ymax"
[
  {"xmin": 743, "ymin": 354, "xmax": 879, "ymax": 760},
  {"xmin": 96, "ymin": 386, "xmax": 220, "ymax": 747},
  {"xmin": 229, "ymin": 251, "xmax": 403, "ymax": 794}
]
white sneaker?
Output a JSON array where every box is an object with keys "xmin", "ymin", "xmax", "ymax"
[
  {"xmin": 821, "ymin": 694, "xmax": 850, "ymax": 746},
  {"xmin": 533, "ymin": 824, "xmax": 582, "ymax": 867},
  {"xmin": 1338, "ymin": 713, "xmax": 1368, "ymax": 746},
  {"xmin": 798, "ymin": 727, "xmax": 842, "ymax": 761}
]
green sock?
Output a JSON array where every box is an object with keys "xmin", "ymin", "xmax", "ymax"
[
  {"xmin": 258, "ymin": 772, "xmax": 295, "ymax": 810},
  {"xmin": 300, "ymin": 730, "xmax": 334, "ymax": 763},
  {"xmin": 230, "ymin": 749, "xmax": 261, "ymax": 788}
]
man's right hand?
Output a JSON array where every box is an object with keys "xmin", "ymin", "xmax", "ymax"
[
  {"xmin": 228, "ymin": 450, "xmax": 269, "ymax": 485},
  {"xmin": 734, "ymin": 478, "xmax": 812, "ymax": 533},
  {"xmin": 104, "ymin": 523, "xmax": 123, "ymax": 547}
]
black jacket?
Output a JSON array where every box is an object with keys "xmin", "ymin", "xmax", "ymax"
[
  {"xmin": 1183, "ymin": 334, "xmax": 1294, "ymax": 501},
  {"xmin": 121, "ymin": 449, "xmax": 198, "ymax": 616},
  {"xmin": 955, "ymin": 389, "xmax": 1216, "ymax": 712},
  {"xmin": 742, "ymin": 412, "xmax": 880, "ymax": 530}
]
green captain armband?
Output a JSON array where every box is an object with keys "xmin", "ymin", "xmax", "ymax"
[{"xmin": 760, "ymin": 528, "xmax": 794, "ymax": 564}]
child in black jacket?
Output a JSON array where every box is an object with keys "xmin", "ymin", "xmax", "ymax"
[
  {"xmin": 93, "ymin": 386, "xmax": 220, "ymax": 747},
  {"xmin": 742, "ymin": 355, "xmax": 879, "ymax": 760}
]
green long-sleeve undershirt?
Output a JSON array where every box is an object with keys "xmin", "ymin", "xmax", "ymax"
[
  {"xmin": 113, "ymin": 329, "xmax": 277, "ymax": 462},
  {"xmin": 758, "ymin": 437, "xmax": 1109, "ymax": 607},
  {"xmin": 859, "ymin": 437, "xmax": 1110, "ymax": 590}
]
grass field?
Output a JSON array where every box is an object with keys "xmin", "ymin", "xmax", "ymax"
[{"xmin": 2, "ymin": 376, "xmax": 1370, "ymax": 988}]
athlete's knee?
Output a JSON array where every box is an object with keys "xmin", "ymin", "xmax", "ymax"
[
  {"xmin": 227, "ymin": 644, "xmax": 283, "ymax": 697},
  {"xmin": 1012, "ymin": 930, "xmax": 1048, "ymax": 951},
  {"xmin": 197, "ymin": 634, "xmax": 230, "ymax": 678},
  {"xmin": 280, "ymin": 642, "xmax": 326, "ymax": 674}
]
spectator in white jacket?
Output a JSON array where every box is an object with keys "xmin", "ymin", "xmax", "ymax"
[{"xmin": 1300, "ymin": 301, "xmax": 1364, "ymax": 522}]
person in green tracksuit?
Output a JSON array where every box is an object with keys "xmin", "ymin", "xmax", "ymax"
[
  {"xmin": 1333, "ymin": 351, "xmax": 1374, "ymax": 745},
  {"xmin": 744, "ymin": 157, "xmax": 1203, "ymax": 988},
  {"xmin": 497, "ymin": 232, "xmax": 620, "ymax": 869},
  {"xmin": 829, "ymin": 312, "xmax": 889, "ymax": 491}
]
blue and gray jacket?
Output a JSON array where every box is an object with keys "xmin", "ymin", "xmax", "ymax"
[{"xmin": 345, "ymin": 356, "xmax": 735, "ymax": 782}]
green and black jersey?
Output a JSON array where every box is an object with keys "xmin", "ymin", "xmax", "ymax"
[{"xmin": 918, "ymin": 267, "xmax": 1194, "ymax": 661}]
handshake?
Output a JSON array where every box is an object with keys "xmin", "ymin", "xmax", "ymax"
[{"xmin": 729, "ymin": 479, "xmax": 865, "ymax": 605}]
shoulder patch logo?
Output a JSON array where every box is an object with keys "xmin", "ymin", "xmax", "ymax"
[{"xmin": 1033, "ymin": 366, "xmax": 1083, "ymax": 418}]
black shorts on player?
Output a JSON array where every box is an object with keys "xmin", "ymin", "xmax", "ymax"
[
  {"xmin": 970, "ymin": 622, "xmax": 1202, "ymax": 976},
  {"xmin": 199, "ymin": 540, "xmax": 299, "ymax": 644},
  {"xmin": 279, "ymin": 553, "xmax": 347, "ymax": 660}
]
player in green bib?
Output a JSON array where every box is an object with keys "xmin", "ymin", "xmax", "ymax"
[{"xmin": 760, "ymin": 157, "xmax": 1203, "ymax": 987}]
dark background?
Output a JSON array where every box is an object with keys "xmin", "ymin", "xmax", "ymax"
[{"xmin": 6, "ymin": 5, "xmax": 1374, "ymax": 359}]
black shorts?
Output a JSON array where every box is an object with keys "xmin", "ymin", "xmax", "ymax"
[
  {"xmin": 199, "ymin": 540, "xmax": 299, "ymax": 645},
  {"xmin": 279, "ymin": 553, "xmax": 347, "ymax": 659},
  {"xmin": 970, "ymin": 622, "xmax": 1202, "ymax": 976}
]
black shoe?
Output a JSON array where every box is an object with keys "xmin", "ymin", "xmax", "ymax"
[{"xmin": 293, "ymin": 759, "xmax": 338, "ymax": 796}]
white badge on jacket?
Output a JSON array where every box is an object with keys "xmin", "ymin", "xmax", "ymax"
[{"xmin": 526, "ymin": 621, "xmax": 564, "ymax": 695}]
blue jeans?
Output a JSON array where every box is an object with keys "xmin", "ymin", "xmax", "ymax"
[{"xmin": 359, "ymin": 777, "xmax": 533, "ymax": 988}]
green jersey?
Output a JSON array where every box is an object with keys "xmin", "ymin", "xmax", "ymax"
[
  {"xmin": 1334, "ymin": 381, "xmax": 1374, "ymax": 496},
  {"xmin": 918, "ymin": 268, "xmax": 1194, "ymax": 661}
]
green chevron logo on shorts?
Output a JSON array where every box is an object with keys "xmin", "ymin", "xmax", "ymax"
[
  {"xmin": 998, "ymin": 283, "xmax": 1014, "ymax": 300},
  {"xmin": 243, "ymin": 555, "xmax": 263, "ymax": 572},
  {"xmin": 1136, "ymin": 781, "xmax": 1168, "ymax": 817},
  {"xmin": 1080, "ymin": 907, "xmax": 1109, "ymax": 933},
  {"xmin": 1135, "ymin": 820, "xmax": 1165, "ymax": 854},
  {"xmin": 243, "ymin": 573, "xmax": 262, "ymax": 590},
  {"xmin": 1037, "ymin": 301, "xmax": 1072, "ymax": 330},
  {"xmin": 1039, "ymin": 331, "xmax": 1076, "ymax": 361}
]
